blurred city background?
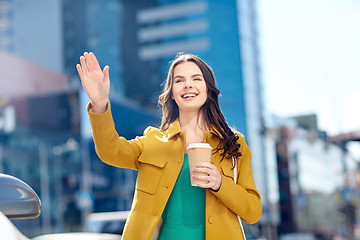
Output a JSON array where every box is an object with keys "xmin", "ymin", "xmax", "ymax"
[{"xmin": 0, "ymin": 0, "xmax": 359, "ymax": 239}]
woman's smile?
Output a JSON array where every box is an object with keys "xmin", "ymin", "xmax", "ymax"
[{"xmin": 182, "ymin": 92, "xmax": 198, "ymax": 100}]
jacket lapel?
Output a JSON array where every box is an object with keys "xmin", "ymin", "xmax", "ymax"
[{"xmin": 165, "ymin": 119, "xmax": 182, "ymax": 139}]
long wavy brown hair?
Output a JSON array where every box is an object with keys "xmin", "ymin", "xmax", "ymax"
[{"xmin": 158, "ymin": 53, "xmax": 242, "ymax": 160}]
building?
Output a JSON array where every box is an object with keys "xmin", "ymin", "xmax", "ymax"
[
  {"xmin": 267, "ymin": 115, "xmax": 358, "ymax": 239},
  {"xmin": 0, "ymin": 0, "xmax": 63, "ymax": 73}
]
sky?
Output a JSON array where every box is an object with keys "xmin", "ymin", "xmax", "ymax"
[{"xmin": 257, "ymin": 0, "xmax": 360, "ymax": 136}]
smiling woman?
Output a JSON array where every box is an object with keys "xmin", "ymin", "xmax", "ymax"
[
  {"xmin": 76, "ymin": 52, "xmax": 262, "ymax": 240},
  {"xmin": 171, "ymin": 61, "xmax": 208, "ymax": 117}
]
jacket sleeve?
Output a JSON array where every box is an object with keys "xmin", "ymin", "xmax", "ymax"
[
  {"xmin": 87, "ymin": 101, "xmax": 145, "ymax": 170},
  {"xmin": 211, "ymin": 135, "xmax": 262, "ymax": 224}
]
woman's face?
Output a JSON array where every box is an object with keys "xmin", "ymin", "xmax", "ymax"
[{"xmin": 171, "ymin": 61, "xmax": 207, "ymax": 114}]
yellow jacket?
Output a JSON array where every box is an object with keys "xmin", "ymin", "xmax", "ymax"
[{"xmin": 88, "ymin": 103, "xmax": 262, "ymax": 240}]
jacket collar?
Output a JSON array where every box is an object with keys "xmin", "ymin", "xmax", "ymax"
[
  {"xmin": 165, "ymin": 119, "xmax": 223, "ymax": 140},
  {"xmin": 165, "ymin": 119, "xmax": 183, "ymax": 139}
]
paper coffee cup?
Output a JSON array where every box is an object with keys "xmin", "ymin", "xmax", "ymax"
[{"xmin": 186, "ymin": 143, "xmax": 212, "ymax": 186}]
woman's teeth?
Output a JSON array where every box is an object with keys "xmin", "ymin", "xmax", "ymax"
[{"xmin": 183, "ymin": 94, "xmax": 196, "ymax": 98}]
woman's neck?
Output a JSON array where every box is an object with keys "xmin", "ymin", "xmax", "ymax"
[{"xmin": 179, "ymin": 111, "xmax": 208, "ymax": 149}]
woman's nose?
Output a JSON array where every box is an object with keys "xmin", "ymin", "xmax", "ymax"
[{"xmin": 184, "ymin": 79, "xmax": 193, "ymax": 88}]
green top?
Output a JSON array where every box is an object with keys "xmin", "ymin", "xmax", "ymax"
[{"xmin": 158, "ymin": 154, "xmax": 206, "ymax": 240}]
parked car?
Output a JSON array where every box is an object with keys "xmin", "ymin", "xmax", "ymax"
[{"xmin": 0, "ymin": 173, "xmax": 121, "ymax": 240}]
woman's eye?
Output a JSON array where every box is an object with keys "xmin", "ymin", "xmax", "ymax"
[{"xmin": 194, "ymin": 78, "xmax": 202, "ymax": 81}]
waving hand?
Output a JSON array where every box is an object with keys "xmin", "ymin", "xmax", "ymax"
[{"xmin": 76, "ymin": 52, "xmax": 110, "ymax": 114}]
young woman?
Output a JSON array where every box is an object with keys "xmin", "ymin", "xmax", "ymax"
[{"xmin": 76, "ymin": 52, "xmax": 262, "ymax": 240}]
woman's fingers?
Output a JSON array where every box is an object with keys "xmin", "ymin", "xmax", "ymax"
[
  {"xmin": 103, "ymin": 65, "xmax": 110, "ymax": 83},
  {"xmin": 79, "ymin": 55, "xmax": 88, "ymax": 75},
  {"xmin": 79, "ymin": 52, "xmax": 102, "ymax": 76},
  {"xmin": 76, "ymin": 64, "xmax": 84, "ymax": 81},
  {"xmin": 192, "ymin": 163, "xmax": 222, "ymax": 191},
  {"xmin": 77, "ymin": 52, "xmax": 107, "ymax": 85},
  {"xmin": 87, "ymin": 52, "xmax": 102, "ymax": 72},
  {"xmin": 193, "ymin": 162, "xmax": 215, "ymax": 173}
]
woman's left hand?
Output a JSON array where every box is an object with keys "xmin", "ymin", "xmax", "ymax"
[{"xmin": 192, "ymin": 162, "xmax": 222, "ymax": 191}]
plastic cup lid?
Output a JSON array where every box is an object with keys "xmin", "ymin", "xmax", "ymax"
[{"xmin": 186, "ymin": 143, "xmax": 212, "ymax": 150}]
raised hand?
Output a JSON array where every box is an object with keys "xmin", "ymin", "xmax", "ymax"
[{"xmin": 76, "ymin": 52, "xmax": 110, "ymax": 114}]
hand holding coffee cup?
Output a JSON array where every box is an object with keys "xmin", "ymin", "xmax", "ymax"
[{"xmin": 187, "ymin": 143, "xmax": 222, "ymax": 191}]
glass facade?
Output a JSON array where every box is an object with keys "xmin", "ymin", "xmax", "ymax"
[
  {"xmin": 85, "ymin": 0, "xmax": 124, "ymax": 97},
  {"xmin": 237, "ymin": 0, "xmax": 271, "ymax": 225}
]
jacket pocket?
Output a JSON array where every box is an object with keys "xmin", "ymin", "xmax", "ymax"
[{"xmin": 136, "ymin": 155, "xmax": 167, "ymax": 195}]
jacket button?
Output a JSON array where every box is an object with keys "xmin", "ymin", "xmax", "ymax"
[{"xmin": 208, "ymin": 216, "xmax": 213, "ymax": 224}]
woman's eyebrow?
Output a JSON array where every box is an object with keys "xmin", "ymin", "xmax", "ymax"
[
  {"xmin": 192, "ymin": 74, "xmax": 203, "ymax": 78},
  {"xmin": 174, "ymin": 73, "xmax": 203, "ymax": 79},
  {"xmin": 174, "ymin": 75, "xmax": 184, "ymax": 79}
]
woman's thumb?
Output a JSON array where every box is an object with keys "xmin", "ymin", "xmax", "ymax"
[{"xmin": 103, "ymin": 65, "xmax": 110, "ymax": 80}]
